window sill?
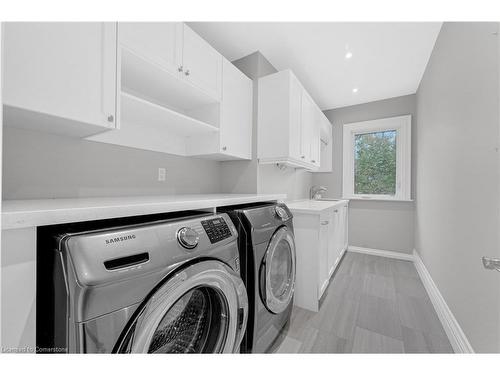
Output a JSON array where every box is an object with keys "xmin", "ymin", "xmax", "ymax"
[{"xmin": 343, "ymin": 197, "xmax": 414, "ymax": 203}]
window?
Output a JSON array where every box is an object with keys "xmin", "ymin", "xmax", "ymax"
[{"xmin": 342, "ymin": 115, "xmax": 411, "ymax": 201}]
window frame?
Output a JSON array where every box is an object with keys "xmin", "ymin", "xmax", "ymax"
[{"xmin": 342, "ymin": 115, "xmax": 412, "ymax": 201}]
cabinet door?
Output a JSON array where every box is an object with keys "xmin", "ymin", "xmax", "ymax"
[
  {"xmin": 318, "ymin": 217, "xmax": 330, "ymax": 297},
  {"xmin": 341, "ymin": 204, "xmax": 349, "ymax": 251},
  {"xmin": 219, "ymin": 59, "xmax": 252, "ymax": 159},
  {"xmin": 288, "ymin": 74, "xmax": 303, "ymax": 161},
  {"xmin": 182, "ymin": 24, "xmax": 222, "ymax": 100},
  {"xmin": 118, "ymin": 22, "xmax": 183, "ymax": 75},
  {"xmin": 327, "ymin": 209, "xmax": 339, "ymax": 277},
  {"xmin": 317, "ymin": 117, "xmax": 333, "ymax": 172},
  {"xmin": 310, "ymin": 108, "xmax": 321, "ymax": 167},
  {"xmin": 300, "ymin": 92, "xmax": 314, "ymax": 164},
  {"xmin": 3, "ymin": 22, "xmax": 117, "ymax": 130}
]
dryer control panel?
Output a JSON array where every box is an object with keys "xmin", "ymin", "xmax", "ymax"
[{"xmin": 201, "ymin": 217, "xmax": 232, "ymax": 244}]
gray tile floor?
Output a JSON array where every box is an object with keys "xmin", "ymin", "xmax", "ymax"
[{"xmin": 270, "ymin": 251, "xmax": 453, "ymax": 353}]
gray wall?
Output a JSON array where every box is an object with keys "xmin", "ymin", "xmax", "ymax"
[
  {"xmin": 313, "ymin": 94, "xmax": 416, "ymax": 253},
  {"xmin": 2, "ymin": 127, "xmax": 222, "ymax": 199},
  {"xmin": 221, "ymin": 51, "xmax": 312, "ymax": 201},
  {"xmin": 415, "ymin": 22, "xmax": 499, "ymax": 352},
  {"xmin": 259, "ymin": 164, "xmax": 312, "ymax": 201}
]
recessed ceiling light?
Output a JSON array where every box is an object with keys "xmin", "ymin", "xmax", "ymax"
[
  {"xmin": 352, "ymin": 88, "xmax": 359, "ymax": 93},
  {"xmin": 345, "ymin": 51, "xmax": 353, "ymax": 59}
]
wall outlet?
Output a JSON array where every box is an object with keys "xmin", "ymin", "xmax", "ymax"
[{"xmin": 158, "ymin": 168, "xmax": 166, "ymax": 182}]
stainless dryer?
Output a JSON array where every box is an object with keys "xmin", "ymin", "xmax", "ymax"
[
  {"xmin": 222, "ymin": 203, "xmax": 296, "ymax": 353},
  {"xmin": 45, "ymin": 213, "xmax": 248, "ymax": 353}
]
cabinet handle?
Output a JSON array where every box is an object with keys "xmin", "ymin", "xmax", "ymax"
[
  {"xmin": 301, "ymin": 155, "xmax": 305, "ymax": 159},
  {"xmin": 321, "ymin": 221, "xmax": 329, "ymax": 225},
  {"xmin": 222, "ymin": 146, "xmax": 227, "ymax": 151},
  {"xmin": 334, "ymin": 209, "xmax": 338, "ymax": 213},
  {"xmin": 107, "ymin": 115, "xmax": 114, "ymax": 123},
  {"xmin": 178, "ymin": 66, "xmax": 183, "ymax": 72},
  {"xmin": 311, "ymin": 160, "xmax": 316, "ymax": 163},
  {"xmin": 185, "ymin": 69, "xmax": 190, "ymax": 76}
]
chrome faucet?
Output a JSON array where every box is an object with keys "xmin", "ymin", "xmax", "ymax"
[{"xmin": 310, "ymin": 186, "xmax": 328, "ymax": 200}]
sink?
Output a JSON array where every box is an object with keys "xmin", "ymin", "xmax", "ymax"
[{"xmin": 286, "ymin": 199, "xmax": 347, "ymax": 213}]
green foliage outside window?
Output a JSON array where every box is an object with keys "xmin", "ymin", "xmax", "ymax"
[{"xmin": 354, "ymin": 130, "xmax": 397, "ymax": 195}]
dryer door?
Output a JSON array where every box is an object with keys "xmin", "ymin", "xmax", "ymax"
[
  {"xmin": 260, "ymin": 226, "xmax": 296, "ymax": 314},
  {"xmin": 114, "ymin": 260, "xmax": 248, "ymax": 353}
]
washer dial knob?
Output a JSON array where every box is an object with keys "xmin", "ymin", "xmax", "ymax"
[{"xmin": 177, "ymin": 227, "xmax": 199, "ymax": 250}]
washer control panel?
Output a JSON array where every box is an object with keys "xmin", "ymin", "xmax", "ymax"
[{"xmin": 201, "ymin": 217, "xmax": 232, "ymax": 244}]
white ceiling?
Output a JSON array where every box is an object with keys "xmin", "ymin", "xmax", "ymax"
[{"xmin": 188, "ymin": 22, "xmax": 442, "ymax": 110}]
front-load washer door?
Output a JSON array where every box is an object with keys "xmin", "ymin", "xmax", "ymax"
[
  {"xmin": 114, "ymin": 260, "xmax": 248, "ymax": 353},
  {"xmin": 260, "ymin": 226, "xmax": 296, "ymax": 314}
]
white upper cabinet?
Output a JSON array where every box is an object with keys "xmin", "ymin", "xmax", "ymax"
[
  {"xmin": 118, "ymin": 22, "xmax": 183, "ymax": 76},
  {"xmin": 258, "ymin": 69, "xmax": 324, "ymax": 170},
  {"xmin": 218, "ymin": 59, "xmax": 252, "ymax": 159},
  {"xmin": 89, "ymin": 22, "xmax": 250, "ymax": 161},
  {"xmin": 3, "ymin": 22, "xmax": 250, "ymax": 161},
  {"xmin": 289, "ymin": 76, "xmax": 303, "ymax": 161},
  {"xmin": 182, "ymin": 25, "xmax": 222, "ymax": 100},
  {"xmin": 299, "ymin": 92, "xmax": 313, "ymax": 163},
  {"xmin": 3, "ymin": 22, "xmax": 118, "ymax": 137},
  {"xmin": 118, "ymin": 23, "xmax": 221, "ymax": 101},
  {"xmin": 186, "ymin": 58, "xmax": 252, "ymax": 160},
  {"xmin": 258, "ymin": 70, "xmax": 304, "ymax": 166},
  {"xmin": 311, "ymin": 108, "xmax": 321, "ymax": 167},
  {"xmin": 300, "ymin": 92, "xmax": 320, "ymax": 167}
]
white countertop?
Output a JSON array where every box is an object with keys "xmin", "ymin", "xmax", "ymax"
[
  {"xmin": 286, "ymin": 199, "xmax": 349, "ymax": 214},
  {"xmin": 1, "ymin": 193, "xmax": 286, "ymax": 230}
]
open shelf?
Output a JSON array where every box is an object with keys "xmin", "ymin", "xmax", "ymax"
[
  {"xmin": 121, "ymin": 92, "xmax": 219, "ymax": 137},
  {"xmin": 86, "ymin": 92, "xmax": 219, "ymax": 155},
  {"xmin": 121, "ymin": 47, "xmax": 219, "ymax": 111}
]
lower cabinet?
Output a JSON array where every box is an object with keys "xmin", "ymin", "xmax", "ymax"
[
  {"xmin": 318, "ymin": 216, "xmax": 331, "ymax": 296},
  {"xmin": 290, "ymin": 200, "xmax": 349, "ymax": 312},
  {"xmin": 326, "ymin": 207, "xmax": 339, "ymax": 279},
  {"xmin": 1, "ymin": 228, "xmax": 37, "ymax": 350}
]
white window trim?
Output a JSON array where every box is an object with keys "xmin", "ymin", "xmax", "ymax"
[{"xmin": 342, "ymin": 115, "xmax": 412, "ymax": 201}]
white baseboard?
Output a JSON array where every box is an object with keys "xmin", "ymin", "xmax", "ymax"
[
  {"xmin": 412, "ymin": 250, "xmax": 474, "ymax": 353},
  {"xmin": 347, "ymin": 245, "xmax": 415, "ymax": 261}
]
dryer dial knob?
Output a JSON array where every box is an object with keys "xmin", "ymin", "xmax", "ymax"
[
  {"xmin": 177, "ymin": 227, "xmax": 199, "ymax": 250},
  {"xmin": 275, "ymin": 206, "xmax": 288, "ymax": 221}
]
